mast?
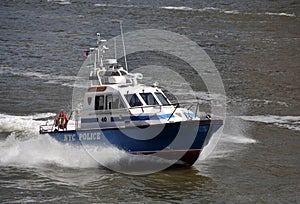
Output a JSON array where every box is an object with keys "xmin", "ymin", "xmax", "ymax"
[
  {"xmin": 112, "ymin": 20, "xmax": 128, "ymax": 71},
  {"xmin": 114, "ymin": 38, "xmax": 117, "ymax": 60}
]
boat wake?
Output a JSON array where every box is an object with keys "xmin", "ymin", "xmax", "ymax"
[
  {"xmin": 0, "ymin": 113, "xmax": 96, "ymax": 168},
  {"xmin": 4, "ymin": 112, "xmax": 284, "ymax": 172},
  {"xmin": 238, "ymin": 115, "xmax": 300, "ymax": 131},
  {"xmin": 0, "ymin": 113, "xmax": 55, "ymax": 134},
  {"xmin": 0, "ymin": 113, "xmax": 177, "ymax": 171},
  {"xmin": 198, "ymin": 114, "xmax": 256, "ymax": 162},
  {"xmin": 0, "ymin": 110, "xmax": 272, "ymax": 172},
  {"xmin": 0, "ymin": 113, "xmax": 248, "ymax": 170}
]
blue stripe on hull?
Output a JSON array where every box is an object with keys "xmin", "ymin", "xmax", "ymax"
[
  {"xmin": 48, "ymin": 120, "xmax": 217, "ymax": 153},
  {"xmin": 82, "ymin": 114, "xmax": 175, "ymax": 123}
]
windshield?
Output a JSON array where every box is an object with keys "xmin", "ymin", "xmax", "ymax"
[
  {"xmin": 140, "ymin": 93, "xmax": 159, "ymax": 105},
  {"xmin": 125, "ymin": 94, "xmax": 143, "ymax": 107},
  {"xmin": 155, "ymin": 92, "xmax": 170, "ymax": 105}
]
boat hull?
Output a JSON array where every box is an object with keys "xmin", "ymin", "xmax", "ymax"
[{"xmin": 45, "ymin": 120, "xmax": 222, "ymax": 166}]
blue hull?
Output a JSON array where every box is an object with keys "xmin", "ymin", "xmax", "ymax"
[{"xmin": 46, "ymin": 120, "xmax": 222, "ymax": 165}]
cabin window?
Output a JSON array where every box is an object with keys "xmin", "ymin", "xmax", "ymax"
[
  {"xmin": 106, "ymin": 95, "xmax": 113, "ymax": 109},
  {"xmin": 113, "ymin": 95, "xmax": 125, "ymax": 109},
  {"xmin": 155, "ymin": 92, "xmax": 170, "ymax": 105},
  {"xmin": 140, "ymin": 93, "xmax": 159, "ymax": 105},
  {"xmin": 106, "ymin": 95, "xmax": 125, "ymax": 109},
  {"xmin": 95, "ymin": 95, "xmax": 104, "ymax": 110},
  {"xmin": 125, "ymin": 94, "xmax": 142, "ymax": 107}
]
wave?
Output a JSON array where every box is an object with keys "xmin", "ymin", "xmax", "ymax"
[
  {"xmin": 47, "ymin": 0, "xmax": 71, "ymax": 5},
  {"xmin": 0, "ymin": 66, "xmax": 76, "ymax": 87},
  {"xmin": 0, "ymin": 133, "xmax": 100, "ymax": 168},
  {"xmin": 230, "ymin": 97, "xmax": 289, "ymax": 108},
  {"xmin": 0, "ymin": 132, "xmax": 178, "ymax": 174},
  {"xmin": 198, "ymin": 113, "xmax": 257, "ymax": 164},
  {"xmin": 220, "ymin": 133, "xmax": 257, "ymax": 144},
  {"xmin": 0, "ymin": 113, "xmax": 130, "ymax": 169},
  {"xmin": 160, "ymin": 6, "xmax": 296, "ymax": 17},
  {"xmin": 94, "ymin": 3, "xmax": 145, "ymax": 9},
  {"xmin": 198, "ymin": 133, "xmax": 253, "ymax": 161},
  {"xmin": 238, "ymin": 115, "xmax": 300, "ymax": 131},
  {"xmin": 160, "ymin": 6, "xmax": 195, "ymax": 11},
  {"xmin": 0, "ymin": 113, "xmax": 184, "ymax": 172},
  {"xmin": 93, "ymin": 4, "xmax": 296, "ymax": 18},
  {"xmin": 0, "ymin": 113, "xmax": 254, "ymax": 172},
  {"xmin": 264, "ymin": 12, "xmax": 296, "ymax": 17},
  {"xmin": 0, "ymin": 113, "xmax": 56, "ymax": 134}
]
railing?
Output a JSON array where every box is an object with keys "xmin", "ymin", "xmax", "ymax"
[
  {"xmin": 128, "ymin": 102, "xmax": 209, "ymax": 120},
  {"xmin": 128, "ymin": 103, "xmax": 178, "ymax": 113},
  {"xmin": 39, "ymin": 121, "xmax": 55, "ymax": 134}
]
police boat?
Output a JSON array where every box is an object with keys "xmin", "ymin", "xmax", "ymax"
[{"xmin": 39, "ymin": 32, "xmax": 223, "ymax": 166}]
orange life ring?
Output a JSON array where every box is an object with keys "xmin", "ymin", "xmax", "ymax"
[{"xmin": 55, "ymin": 112, "xmax": 68, "ymax": 129}]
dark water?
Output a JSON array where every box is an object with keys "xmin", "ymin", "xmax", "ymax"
[{"xmin": 1, "ymin": 0, "xmax": 299, "ymax": 203}]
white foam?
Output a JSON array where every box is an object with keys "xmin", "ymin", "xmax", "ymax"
[
  {"xmin": 0, "ymin": 112, "xmax": 259, "ymax": 171},
  {"xmin": 160, "ymin": 6, "xmax": 194, "ymax": 11},
  {"xmin": 0, "ymin": 113, "xmax": 176, "ymax": 171},
  {"xmin": 0, "ymin": 131, "xmax": 177, "ymax": 172},
  {"xmin": 199, "ymin": 132, "xmax": 256, "ymax": 160},
  {"xmin": 94, "ymin": 3, "xmax": 139, "ymax": 9},
  {"xmin": 91, "ymin": 4, "xmax": 296, "ymax": 18},
  {"xmin": 22, "ymin": 71, "xmax": 76, "ymax": 86},
  {"xmin": 223, "ymin": 10, "xmax": 240, "ymax": 15},
  {"xmin": 159, "ymin": 6, "xmax": 296, "ymax": 17},
  {"xmin": 264, "ymin": 12, "xmax": 296, "ymax": 17},
  {"xmin": 238, "ymin": 115, "xmax": 300, "ymax": 131},
  {"xmin": 0, "ymin": 113, "xmax": 56, "ymax": 133},
  {"xmin": 47, "ymin": 0, "xmax": 71, "ymax": 4},
  {"xmin": 0, "ymin": 113, "xmax": 124, "ymax": 168},
  {"xmin": 220, "ymin": 133, "xmax": 257, "ymax": 144},
  {"xmin": 0, "ymin": 133, "xmax": 100, "ymax": 168},
  {"xmin": 0, "ymin": 66, "xmax": 76, "ymax": 87}
]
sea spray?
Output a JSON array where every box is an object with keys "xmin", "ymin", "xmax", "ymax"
[
  {"xmin": 198, "ymin": 109, "xmax": 256, "ymax": 162},
  {"xmin": 0, "ymin": 113, "xmax": 175, "ymax": 172}
]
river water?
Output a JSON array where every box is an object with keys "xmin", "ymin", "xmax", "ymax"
[{"xmin": 0, "ymin": 0, "xmax": 299, "ymax": 203}]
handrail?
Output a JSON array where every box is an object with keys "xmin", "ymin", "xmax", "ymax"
[
  {"xmin": 168, "ymin": 103, "xmax": 180, "ymax": 121},
  {"xmin": 128, "ymin": 103, "xmax": 177, "ymax": 112}
]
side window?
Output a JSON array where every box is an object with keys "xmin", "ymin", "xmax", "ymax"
[
  {"xmin": 155, "ymin": 92, "xmax": 170, "ymax": 105},
  {"xmin": 95, "ymin": 95, "xmax": 104, "ymax": 110},
  {"xmin": 106, "ymin": 95, "xmax": 113, "ymax": 110},
  {"xmin": 140, "ymin": 93, "xmax": 159, "ymax": 105},
  {"xmin": 125, "ymin": 94, "xmax": 143, "ymax": 107},
  {"xmin": 111, "ymin": 95, "xmax": 125, "ymax": 109}
]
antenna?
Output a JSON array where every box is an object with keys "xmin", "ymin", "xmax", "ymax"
[
  {"xmin": 97, "ymin": 33, "xmax": 101, "ymax": 67},
  {"xmin": 95, "ymin": 32, "xmax": 107, "ymax": 68},
  {"xmin": 112, "ymin": 20, "xmax": 128, "ymax": 71},
  {"xmin": 114, "ymin": 38, "xmax": 117, "ymax": 59}
]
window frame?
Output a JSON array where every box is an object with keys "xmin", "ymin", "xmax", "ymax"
[
  {"xmin": 154, "ymin": 92, "xmax": 170, "ymax": 105},
  {"xmin": 95, "ymin": 95, "xmax": 105, "ymax": 110},
  {"xmin": 139, "ymin": 92, "xmax": 159, "ymax": 106},
  {"xmin": 125, "ymin": 93, "xmax": 143, "ymax": 107}
]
